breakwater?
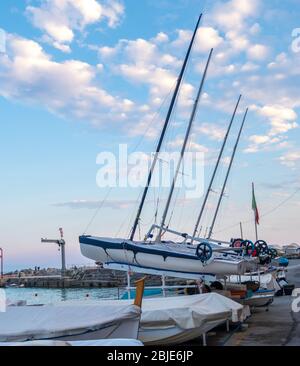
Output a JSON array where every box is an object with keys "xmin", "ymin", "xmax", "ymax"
[{"xmin": 1, "ymin": 267, "xmax": 186, "ymax": 289}]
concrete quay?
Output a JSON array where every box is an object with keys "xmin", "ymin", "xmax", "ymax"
[{"xmin": 203, "ymin": 260, "xmax": 300, "ymax": 346}]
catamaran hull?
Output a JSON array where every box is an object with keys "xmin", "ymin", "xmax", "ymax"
[{"xmin": 79, "ymin": 236, "xmax": 248, "ymax": 276}]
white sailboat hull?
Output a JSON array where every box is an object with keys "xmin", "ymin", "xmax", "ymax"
[{"xmin": 79, "ymin": 236, "xmax": 250, "ymax": 276}]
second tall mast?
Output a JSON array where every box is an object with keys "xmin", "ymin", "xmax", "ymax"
[
  {"xmin": 191, "ymin": 95, "xmax": 242, "ymax": 243},
  {"xmin": 156, "ymin": 49, "xmax": 213, "ymax": 242},
  {"xmin": 208, "ymin": 108, "xmax": 249, "ymax": 239}
]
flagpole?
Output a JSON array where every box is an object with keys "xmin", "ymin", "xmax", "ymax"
[
  {"xmin": 254, "ymin": 215, "xmax": 258, "ymax": 242},
  {"xmin": 239, "ymin": 222, "xmax": 244, "ymax": 240},
  {"xmin": 252, "ymin": 182, "xmax": 259, "ymax": 241}
]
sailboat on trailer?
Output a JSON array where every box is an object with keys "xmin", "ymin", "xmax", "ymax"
[{"xmin": 79, "ymin": 15, "xmax": 255, "ymax": 279}]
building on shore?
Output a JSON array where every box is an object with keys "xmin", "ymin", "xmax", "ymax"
[{"xmin": 283, "ymin": 243, "xmax": 300, "ymax": 256}]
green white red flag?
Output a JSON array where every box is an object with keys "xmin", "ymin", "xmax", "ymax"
[{"xmin": 252, "ymin": 183, "xmax": 260, "ymax": 225}]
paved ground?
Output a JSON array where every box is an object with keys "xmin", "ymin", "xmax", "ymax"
[
  {"xmin": 213, "ymin": 260, "xmax": 300, "ymax": 346},
  {"xmin": 185, "ymin": 260, "xmax": 300, "ymax": 346}
]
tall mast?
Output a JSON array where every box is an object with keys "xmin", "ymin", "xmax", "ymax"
[
  {"xmin": 130, "ymin": 14, "xmax": 203, "ymax": 241},
  {"xmin": 191, "ymin": 95, "xmax": 242, "ymax": 243},
  {"xmin": 156, "ymin": 49, "xmax": 213, "ymax": 242},
  {"xmin": 252, "ymin": 182, "xmax": 259, "ymax": 241},
  {"xmin": 208, "ymin": 108, "xmax": 249, "ymax": 239}
]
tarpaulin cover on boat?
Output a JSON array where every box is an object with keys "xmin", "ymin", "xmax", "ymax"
[
  {"xmin": 137, "ymin": 293, "xmax": 250, "ymax": 345},
  {"xmin": 56, "ymin": 293, "xmax": 247, "ymax": 329},
  {"xmin": 0, "ymin": 303, "xmax": 141, "ymax": 342},
  {"xmin": 229, "ymin": 274, "xmax": 281, "ymax": 292},
  {"xmin": 0, "ymin": 339, "xmax": 144, "ymax": 347},
  {"xmin": 0, "ymin": 294, "xmax": 247, "ymax": 345},
  {"xmin": 140, "ymin": 293, "xmax": 247, "ymax": 329}
]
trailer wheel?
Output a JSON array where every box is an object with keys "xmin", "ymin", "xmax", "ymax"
[{"xmin": 196, "ymin": 243, "xmax": 213, "ymax": 263}]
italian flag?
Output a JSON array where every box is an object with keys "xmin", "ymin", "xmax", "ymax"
[{"xmin": 252, "ymin": 183, "xmax": 260, "ymax": 225}]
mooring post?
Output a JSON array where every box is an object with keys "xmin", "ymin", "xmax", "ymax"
[
  {"xmin": 162, "ymin": 275, "xmax": 166, "ymax": 297},
  {"xmin": 127, "ymin": 271, "xmax": 131, "ymax": 299},
  {"xmin": 202, "ymin": 333, "xmax": 207, "ymax": 347}
]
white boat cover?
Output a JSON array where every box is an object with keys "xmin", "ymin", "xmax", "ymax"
[
  {"xmin": 0, "ymin": 294, "xmax": 246, "ymax": 345},
  {"xmin": 229, "ymin": 274, "xmax": 280, "ymax": 292},
  {"xmin": 140, "ymin": 293, "xmax": 247, "ymax": 330},
  {"xmin": 0, "ymin": 303, "xmax": 140, "ymax": 342},
  {"xmin": 0, "ymin": 339, "xmax": 144, "ymax": 347},
  {"xmin": 57, "ymin": 293, "xmax": 247, "ymax": 328}
]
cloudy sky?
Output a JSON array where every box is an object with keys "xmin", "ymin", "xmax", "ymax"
[{"xmin": 0, "ymin": 0, "xmax": 300, "ymax": 270}]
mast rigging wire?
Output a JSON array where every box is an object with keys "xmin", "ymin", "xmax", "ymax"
[
  {"xmin": 83, "ymin": 187, "xmax": 113, "ymax": 235},
  {"xmin": 81, "ymin": 82, "xmax": 177, "ymax": 236},
  {"xmin": 213, "ymin": 187, "xmax": 300, "ymax": 236}
]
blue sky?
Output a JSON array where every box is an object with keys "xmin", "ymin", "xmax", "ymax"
[{"xmin": 0, "ymin": 0, "xmax": 300, "ymax": 271}]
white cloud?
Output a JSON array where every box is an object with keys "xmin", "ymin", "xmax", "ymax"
[
  {"xmin": 244, "ymin": 103, "xmax": 298, "ymax": 154},
  {"xmin": 99, "ymin": 45, "xmax": 120, "ymax": 58},
  {"xmin": 194, "ymin": 27, "xmax": 223, "ymax": 52},
  {"xmin": 241, "ymin": 62, "xmax": 259, "ymax": 72},
  {"xmin": 172, "ymin": 26, "xmax": 223, "ymax": 53},
  {"xmin": 279, "ymin": 152, "xmax": 300, "ymax": 167},
  {"xmin": 168, "ymin": 136, "xmax": 209, "ymax": 153},
  {"xmin": 52, "ymin": 41, "xmax": 71, "ymax": 53},
  {"xmin": 247, "ymin": 44, "xmax": 269, "ymax": 60},
  {"xmin": 96, "ymin": 63, "xmax": 104, "ymax": 72},
  {"xmin": 258, "ymin": 105, "xmax": 298, "ymax": 135},
  {"xmin": 127, "ymin": 113, "xmax": 162, "ymax": 140},
  {"xmin": 2, "ymin": 0, "xmax": 295, "ymax": 149},
  {"xmin": 208, "ymin": 0, "xmax": 260, "ymax": 31},
  {"xmin": 249, "ymin": 135, "xmax": 273, "ymax": 144},
  {"xmin": 119, "ymin": 63, "xmax": 176, "ymax": 94},
  {"xmin": 225, "ymin": 31, "xmax": 249, "ymax": 51},
  {"xmin": 26, "ymin": 0, "xmax": 124, "ymax": 52},
  {"xmin": 245, "ymin": 134, "xmax": 282, "ymax": 153},
  {"xmin": 171, "ymin": 29, "xmax": 192, "ymax": 48},
  {"xmin": 0, "ymin": 34, "xmax": 136, "ymax": 127},
  {"xmin": 152, "ymin": 32, "xmax": 169, "ymax": 44},
  {"xmin": 53, "ymin": 199, "xmax": 136, "ymax": 210},
  {"xmin": 100, "ymin": 36, "xmax": 195, "ymax": 110},
  {"xmin": 249, "ymin": 23, "xmax": 261, "ymax": 35},
  {"xmin": 196, "ymin": 123, "xmax": 226, "ymax": 141},
  {"xmin": 221, "ymin": 156, "xmax": 231, "ymax": 166}
]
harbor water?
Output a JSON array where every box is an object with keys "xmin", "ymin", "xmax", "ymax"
[{"xmin": 4, "ymin": 287, "xmax": 124, "ymax": 305}]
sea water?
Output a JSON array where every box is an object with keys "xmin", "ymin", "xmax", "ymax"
[{"xmin": 4, "ymin": 287, "xmax": 125, "ymax": 305}]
